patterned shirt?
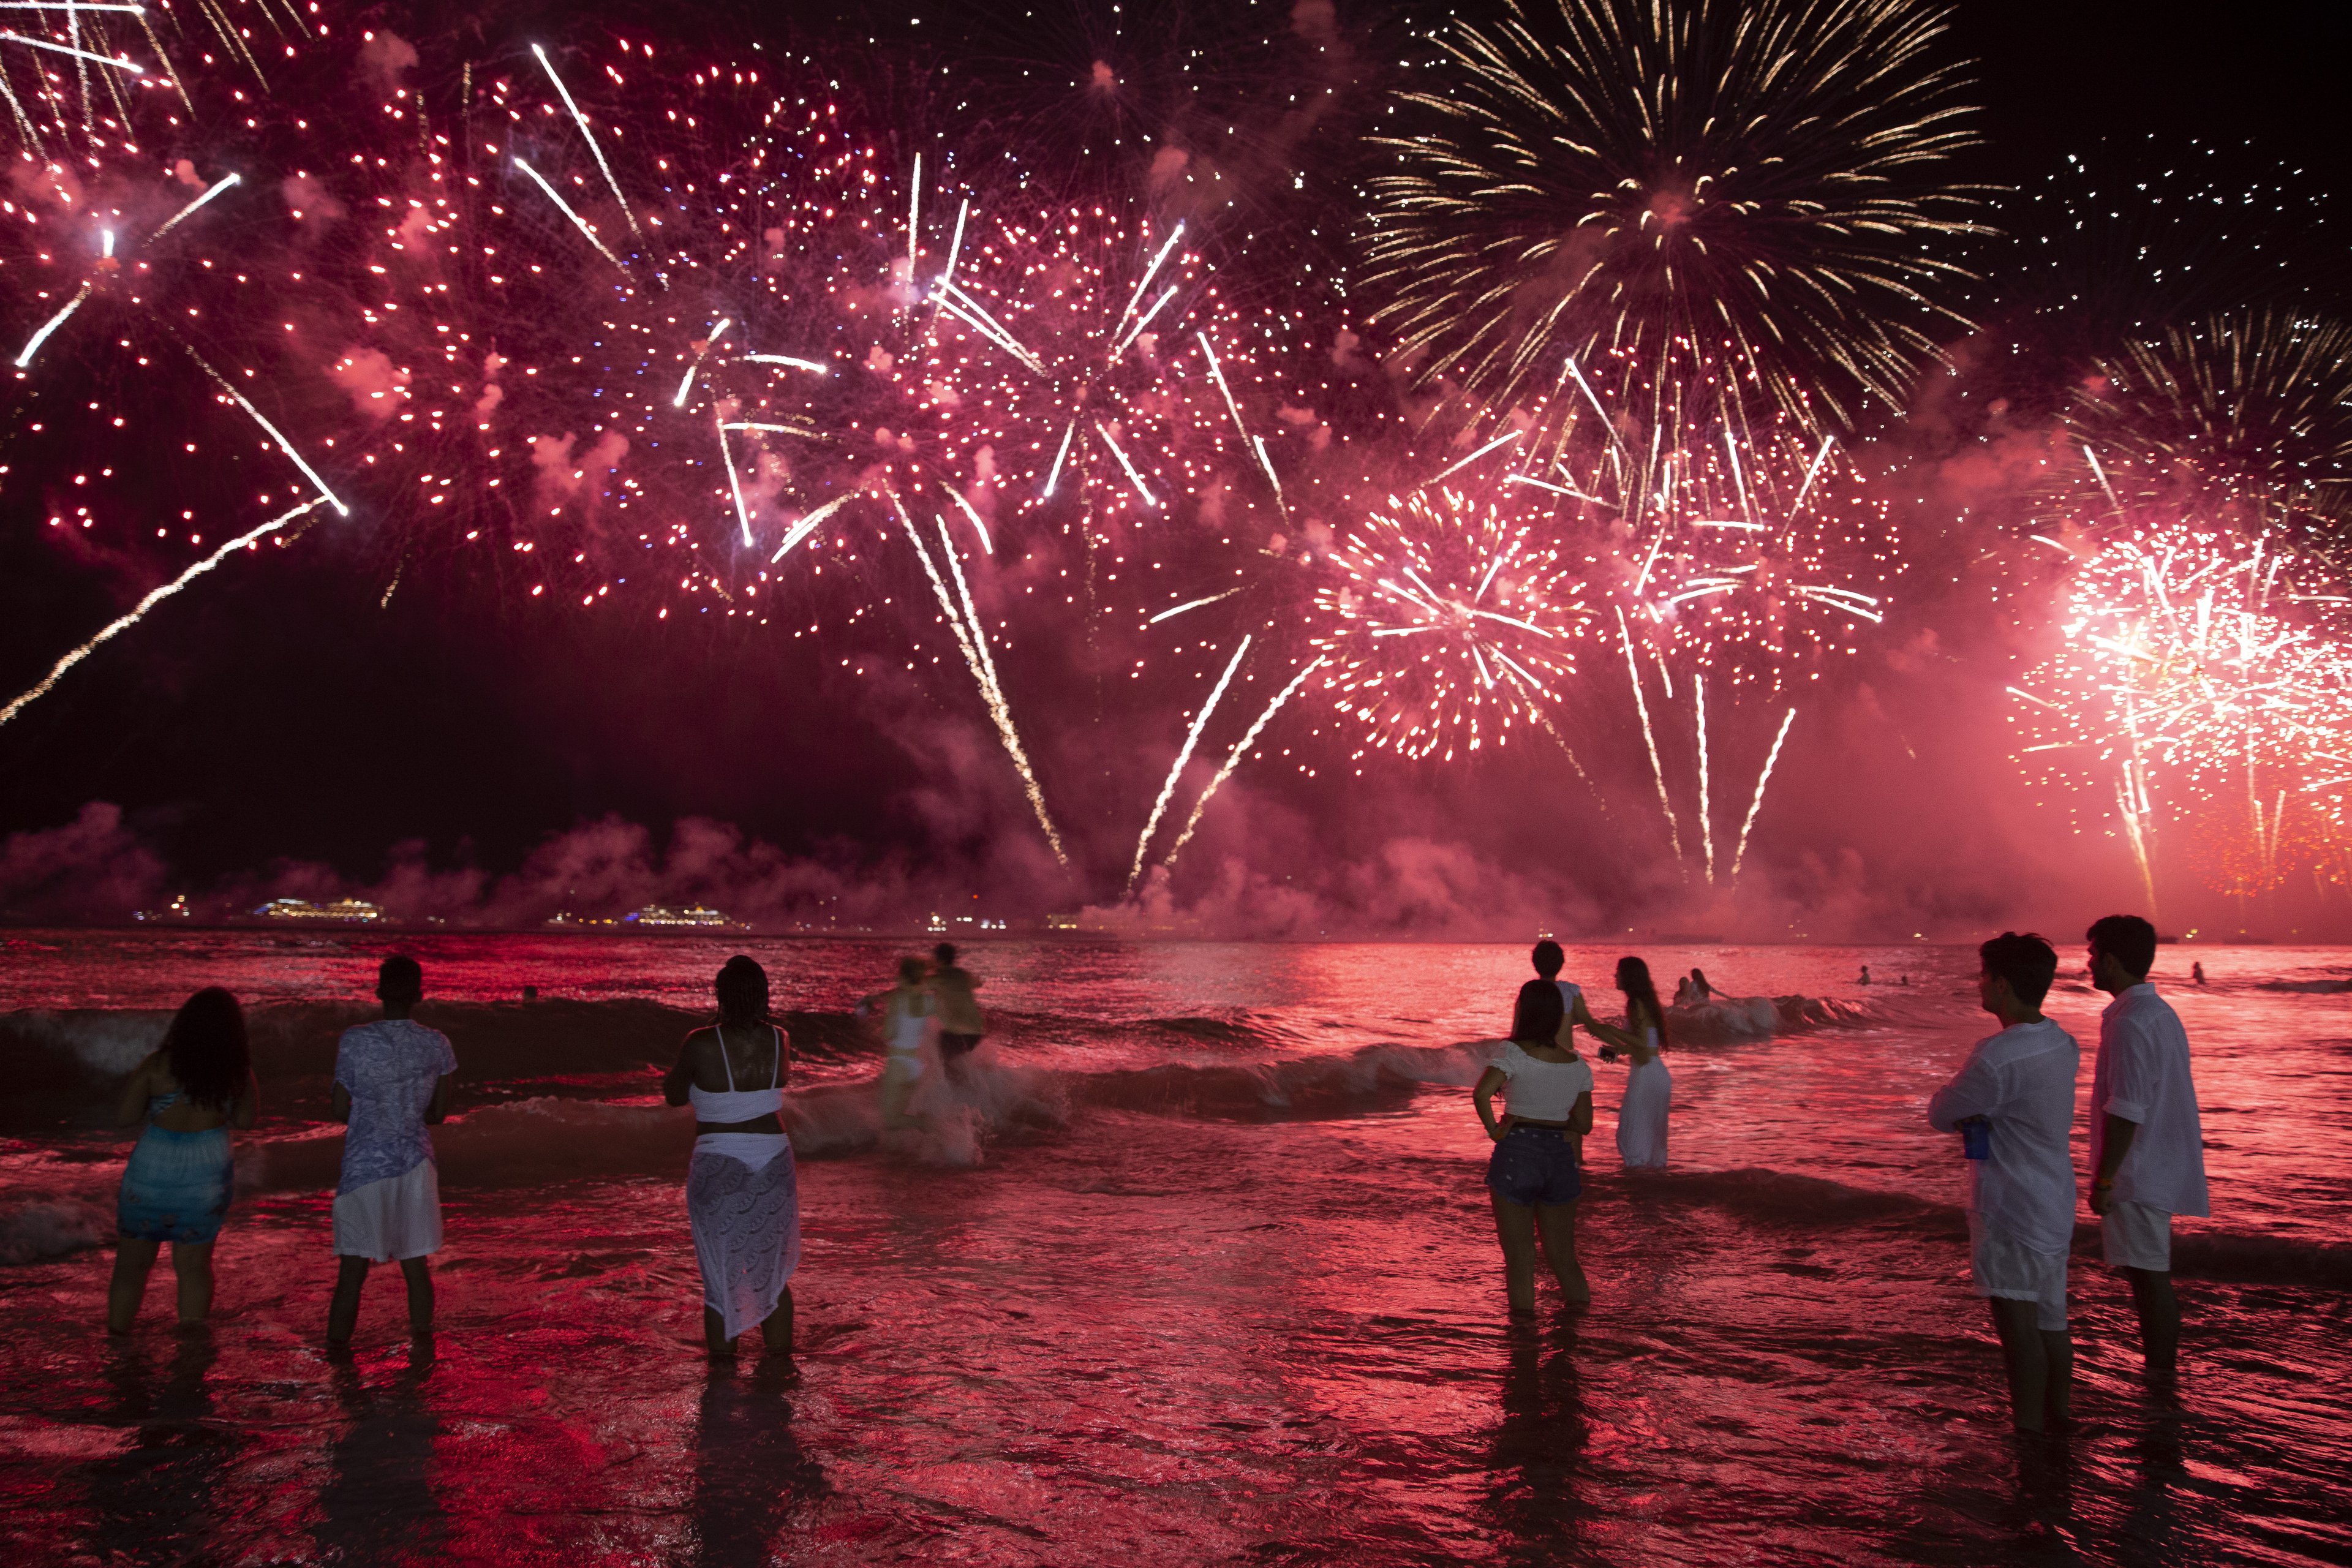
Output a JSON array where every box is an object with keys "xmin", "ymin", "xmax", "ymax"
[{"xmin": 334, "ymin": 1019, "xmax": 456, "ymax": 1194}]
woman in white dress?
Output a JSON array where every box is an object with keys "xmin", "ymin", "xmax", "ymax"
[{"xmin": 1598, "ymin": 956, "xmax": 1672, "ymax": 1170}]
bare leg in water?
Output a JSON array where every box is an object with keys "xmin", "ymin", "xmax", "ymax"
[
  {"xmin": 704, "ymin": 1289, "xmax": 793, "ymax": 1358},
  {"xmin": 1490, "ymin": 1197, "xmax": 1591, "ymax": 1313},
  {"xmin": 328, "ymin": 1255, "xmax": 435, "ymax": 1345},
  {"xmin": 1988, "ymin": 1296, "xmax": 2073, "ymax": 1433}
]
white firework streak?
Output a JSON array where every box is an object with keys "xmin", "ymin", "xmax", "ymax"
[
  {"xmin": 888, "ymin": 494, "xmax": 1067, "ymax": 865},
  {"xmin": 2, "ymin": 499, "xmax": 331, "ymax": 728},
  {"xmin": 148, "ymin": 173, "xmax": 241, "ymax": 241},
  {"xmin": 532, "ymin": 43, "xmax": 641, "ymax": 239},
  {"xmin": 1729, "ymin": 707, "xmax": 1798, "ymax": 880},
  {"xmin": 514, "ymin": 157, "xmax": 627, "ymax": 273},
  {"xmin": 1695, "ymin": 672, "xmax": 1715, "ymax": 883},
  {"xmin": 13, "ymin": 279, "xmax": 90, "ymax": 367},
  {"xmin": 1618, "ymin": 608, "xmax": 1684, "ymax": 863},
  {"xmin": 187, "ymin": 349, "xmax": 348, "ymax": 516},
  {"xmin": 1161, "ymin": 657, "xmax": 1322, "ymax": 870},
  {"xmin": 1128, "ymin": 635, "xmax": 1252, "ymax": 892},
  {"xmin": 769, "ymin": 492, "xmax": 854, "ymax": 562},
  {"xmin": 715, "ymin": 413, "xmax": 752, "ymax": 546}
]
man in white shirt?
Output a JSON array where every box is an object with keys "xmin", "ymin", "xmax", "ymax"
[
  {"xmin": 327, "ymin": 956, "xmax": 457, "ymax": 1348},
  {"xmin": 1928, "ymin": 932, "xmax": 2080, "ymax": 1433},
  {"xmin": 2085, "ymin": 914, "xmax": 2210, "ymax": 1379}
]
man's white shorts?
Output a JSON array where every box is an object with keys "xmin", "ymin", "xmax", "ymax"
[
  {"xmin": 332, "ymin": 1160, "xmax": 443, "ymax": 1263},
  {"xmin": 1970, "ymin": 1220, "xmax": 2069, "ymax": 1331},
  {"xmin": 2101, "ymin": 1198, "xmax": 2172, "ymax": 1272}
]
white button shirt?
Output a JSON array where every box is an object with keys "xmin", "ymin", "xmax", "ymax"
[
  {"xmin": 2092, "ymin": 983, "xmax": 2211, "ymax": 1217},
  {"xmin": 1928, "ymin": 1018, "xmax": 2081, "ymax": 1254}
]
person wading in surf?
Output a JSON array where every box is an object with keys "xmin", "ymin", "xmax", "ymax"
[
  {"xmin": 327, "ymin": 957, "xmax": 456, "ymax": 1348},
  {"xmin": 109, "ymin": 987, "xmax": 260, "ymax": 1333},
  {"xmin": 1474, "ymin": 979, "xmax": 1596, "ymax": 1313},
  {"xmin": 2086, "ymin": 914, "xmax": 2209, "ymax": 1381},
  {"xmin": 932, "ymin": 943, "xmax": 987, "ymax": 1085},
  {"xmin": 1928, "ymin": 932, "xmax": 2080, "ymax": 1434},
  {"xmin": 665, "ymin": 956, "xmax": 798, "ymax": 1360}
]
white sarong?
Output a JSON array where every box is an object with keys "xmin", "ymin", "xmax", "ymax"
[
  {"xmin": 687, "ymin": 1135, "xmax": 800, "ymax": 1341},
  {"xmin": 1616, "ymin": 1058, "xmax": 1672, "ymax": 1170},
  {"xmin": 333, "ymin": 1159, "xmax": 443, "ymax": 1262}
]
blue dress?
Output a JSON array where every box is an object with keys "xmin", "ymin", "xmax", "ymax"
[{"xmin": 116, "ymin": 1093, "xmax": 233, "ymax": 1245}]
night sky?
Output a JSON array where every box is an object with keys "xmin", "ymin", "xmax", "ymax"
[{"xmin": 1, "ymin": 0, "xmax": 2346, "ymax": 931}]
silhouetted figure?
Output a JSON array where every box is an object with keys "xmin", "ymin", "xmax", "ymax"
[
  {"xmin": 1928, "ymin": 932, "xmax": 2079, "ymax": 1434},
  {"xmin": 1859, "ymin": 965, "xmax": 1872, "ymax": 986},
  {"xmin": 932, "ymin": 942, "xmax": 987, "ymax": 1082},
  {"xmin": 2189, "ymin": 962, "xmax": 2206, "ymax": 986},
  {"xmin": 666, "ymin": 956, "xmax": 799, "ymax": 1359},
  {"xmin": 328, "ymin": 956, "xmax": 456, "ymax": 1348},
  {"xmin": 1474, "ymin": 981, "xmax": 1594, "ymax": 1312},
  {"xmin": 110, "ymin": 988, "xmax": 258, "ymax": 1333},
  {"xmin": 2086, "ymin": 915, "xmax": 2210, "ymax": 1381}
]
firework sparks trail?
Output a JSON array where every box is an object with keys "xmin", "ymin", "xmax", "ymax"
[
  {"xmin": 889, "ymin": 496, "xmax": 1067, "ymax": 865},
  {"xmin": 531, "ymin": 42, "xmax": 642, "ymax": 240},
  {"xmin": 769, "ymin": 494, "xmax": 855, "ymax": 563},
  {"xmin": 1162, "ymin": 657, "xmax": 1324, "ymax": 871},
  {"xmin": 715, "ymin": 415, "xmax": 753, "ymax": 546},
  {"xmin": 513, "ymin": 157, "xmax": 627, "ymax": 273},
  {"xmin": 1730, "ymin": 707, "xmax": 1798, "ymax": 879},
  {"xmin": 13, "ymin": 278, "xmax": 90, "ymax": 366},
  {"xmin": 0, "ymin": 30, "xmax": 142, "ymax": 73},
  {"xmin": 1694, "ymin": 673, "xmax": 1714, "ymax": 881},
  {"xmin": 2, "ymin": 499, "xmax": 330, "ymax": 728},
  {"xmin": 1130, "ymin": 635, "xmax": 1253, "ymax": 891},
  {"xmin": 148, "ymin": 172, "xmax": 241, "ymax": 241},
  {"xmin": 186, "ymin": 347, "xmax": 349, "ymax": 516},
  {"xmin": 1618, "ymin": 608, "xmax": 1686, "ymax": 862}
]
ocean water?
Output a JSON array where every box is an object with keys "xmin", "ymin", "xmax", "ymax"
[{"xmin": 1, "ymin": 929, "xmax": 2347, "ymax": 1566}]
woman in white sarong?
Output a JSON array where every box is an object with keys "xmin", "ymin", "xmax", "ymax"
[
  {"xmin": 1597, "ymin": 956, "xmax": 1673, "ymax": 1170},
  {"xmin": 665, "ymin": 956, "xmax": 799, "ymax": 1358}
]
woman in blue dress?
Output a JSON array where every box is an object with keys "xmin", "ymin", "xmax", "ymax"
[{"xmin": 109, "ymin": 987, "xmax": 258, "ymax": 1333}]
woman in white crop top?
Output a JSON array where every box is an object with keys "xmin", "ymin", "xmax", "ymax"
[
  {"xmin": 1474, "ymin": 979, "xmax": 1596, "ymax": 1311},
  {"xmin": 665, "ymin": 956, "xmax": 799, "ymax": 1358}
]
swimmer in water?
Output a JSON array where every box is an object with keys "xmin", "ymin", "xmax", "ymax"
[
  {"xmin": 2190, "ymin": 961, "xmax": 2206, "ymax": 986},
  {"xmin": 875, "ymin": 956, "xmax": 938, "ymax": 1131},
  {"xmin": 1860, "ymin": 965, "xmax": 1873, "ymax": 986},
  {"xmin": 932, "ymin": 943, "xmax": 987, "ymax": 1084}
]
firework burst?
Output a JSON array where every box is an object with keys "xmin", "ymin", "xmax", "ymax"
[
  {"xmin": 1361, "ymin": 0, "xmax": 1986, "ymax": 435},
  {"xmin": 2012, "ymin": 519, "xmax": 2352, "ymax": 906},
  {"xmin": 2063, "ymin": 308, "xmax": 2352, "ymax": 535},
  {"xmin": 1310, "ymin": 485, "xmax": 1592, "ymax": 763}
]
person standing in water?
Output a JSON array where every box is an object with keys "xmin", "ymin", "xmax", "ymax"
[
  {"xmin": 327, "ymin": 957, "xmax": 456, "ymax": 1348},
  {"xmin": 665, "ymin": 956, "xmax": 798, "ymax": 1359},
  {"xmin": 2086, "ymin": 914, "xmax": 2209, "ymax": 1381},
  {"xmin": 876, "ymin": 956, "xmax": 938, "ymax": 1131},
  {"xmin": 1859, "ymin": 965, "xmax": 1873, "ymax": 986},
  {"xmin": 1530, "ymin": 942, "xmax": 1613, "ymax": 1165},
  {"xmin": 1597, "ymin": 957, "xmax": 1672, "ymax": 1170},
  {"xmin": 1928, "ymin": 932, "xmax": 2079, "ymax": 1434},
  {"xmin": 109, "ymin": 988, "xmax": 259, "ymax": 1333},
  {"xmin": 1473, "ymin": 980, "xmax": 1595, "ymax": 1313},
  {"xmin": 932, "ymin": 943, "xmax": 987, "ymax": 1084}
]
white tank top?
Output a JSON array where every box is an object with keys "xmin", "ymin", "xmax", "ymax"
[
  {"xmin": 1496, "ymin": 1042, "xmax": 1595, "ymax": 1121},
  {"xmin": 687, "ymin": 1026, "xmax": 785, "ymax": 1122},
  {"xmin": 889, "ymin": 992, "xmax": 934, "ymax": 1055}
]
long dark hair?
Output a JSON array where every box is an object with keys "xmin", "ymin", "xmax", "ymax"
[
  {"xmin": 1510, "ymin": 978, "xmax": 1565, "ymax": 1046},
  {"xmin": 714, "ymin": 956, "xmax": 770, "ymax": 1027},
  {"xmin": 160, "ymin": 987, "xmax": 249, "ymax": 1110},
  {"xmin": 1615, "ymin": 957, "xmax": 1668, "ymax": 1050}
]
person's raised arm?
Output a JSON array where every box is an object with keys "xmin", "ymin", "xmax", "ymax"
[
  {"xmin": 230, "ymin": 1071, "xmax": 260, "ymax": 1131},
  {"xmin": 112, "ymin": 1052, "xmax": 157, "ymax": 1128},
  {"xmin": 663, "ymin": 1031, "xmax": 701, "ymax": 1108},
  {"xmin": 1570, "ymin": 992, "xmax": 1633, "ymax": 1053},
  {"xmin": 1569, "ymin": 1088, "xmax": 1594, "ymax": 1138},
  {"xmin": 1473, "ymin": 1064, "xmax": 1512, "ymax": 1142}
]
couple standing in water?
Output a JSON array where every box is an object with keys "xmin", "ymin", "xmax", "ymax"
[
  {"xmin": 108, "ymin": 958, "xmax": 460, "ymax": 1345},
  {"xmin": 1472, "ymin": 942, "xmax": 1672, "ymax": 1313}
]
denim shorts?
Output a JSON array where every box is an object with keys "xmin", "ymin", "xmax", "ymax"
[{"xmin": 1485, "ymin": 1124, "xmax": 1583, "ymax": 1207}]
